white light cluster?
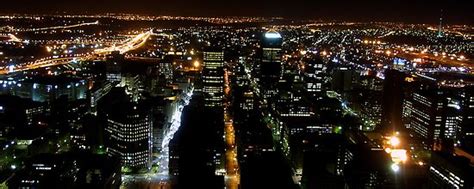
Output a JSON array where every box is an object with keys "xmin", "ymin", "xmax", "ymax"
[{"xmin": 157, "ymin": 87, "xmax": 194, "ymax": 175}]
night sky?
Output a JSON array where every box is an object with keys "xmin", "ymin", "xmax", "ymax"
[{"xmin": 1, "ymin": 0, "xmax": 473, "ymax": 24}]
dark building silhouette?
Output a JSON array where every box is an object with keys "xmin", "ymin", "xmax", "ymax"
[
  {"xmin": 169, "ymin": 95, "xmax": 225, "ymax": 189},
  {"xmin": 382, "ymin": 69, "xmax": 406, "ymax": 132}
]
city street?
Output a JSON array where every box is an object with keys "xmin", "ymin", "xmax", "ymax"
[{"xmin": 224, "ymin": 68, "xmax": 240, "ymax": 189}]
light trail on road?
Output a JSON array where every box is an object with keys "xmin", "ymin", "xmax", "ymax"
[
  {"xmin": 0, "ymin": 30, "xmax": 152, "ymax": 75},
  {"xmin": 224, "ymin": 68, "xmax": 240, "ymax": 189},
  {"xmin": 95, "ymin": 30, "xmax": 152, "ymax": 55},
  {"xmin": 27, "ymin": 21, "xmax": 99, "ymax": 32}
]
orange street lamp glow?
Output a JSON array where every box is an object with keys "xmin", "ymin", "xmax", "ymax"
[
  {"xmin": 193, "ymin": 60, "xmax": 200, "ymax": 68},
  {"xmin": 390, "ymin": 136, "xmax": 400, "ymax": 147}
]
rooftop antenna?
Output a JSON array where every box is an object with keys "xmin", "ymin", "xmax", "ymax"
[{"xmin": 437, "ymin": 9, "xmax": 444, "ymax": 38}]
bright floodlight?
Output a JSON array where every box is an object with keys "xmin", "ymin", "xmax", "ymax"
[
  {"xmin": 8, "ymin": 65, "xmax": 14, "ymax": 73},
  {"xmin": 390, "ymin": 136, "xmax": 400, "ymax": 147},
  {"xmin": 265, "ymin": 32, "xmax": 282, "ymax": 39},
  {"xmin": 193, "ymin": 60, "xmax": 200, "ymax": 68},
  {"xmin": 391, "ymin": 163, "xmax": 400, "ymax": 173},
  {"xmin": 390, "ymin": 149, "xmax": 408, "ymax": 163}
]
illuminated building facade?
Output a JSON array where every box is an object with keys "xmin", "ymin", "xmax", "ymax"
[
  {"xmin": 428, "ymin": 152, "xmax": 473, "ymax": 189},
  {"xmin": 89, "ymin": 81, "xmax": 114, "ymax": 114},
  {"xmin": 106, "ymin": 51, "xmax": 124, "ymax": 83},
  {"xmin": 259, "ymin": 30, "xmax": 282, "ymax": 99},
  {"xmin": 304, "ymin": 58, "xmax": 326, "ymax": 97},
  {"xmin": 405, "ymin": 86, "xmax": 467, "ymax": 149},
  {"xmin": 460, "ymin": 87, "xmax": 474, "ymax": 152},
  {"xmin": 240, "ymin": 90, "xmax": 254, "ymax": 111},
  {"xmin": 202, "ymin": 48, "xmax": 224, "ymax": 108},
  {"xmin": 0, "ymin": 77, "xmax": 87, "ymax": 102},
  {"xmin": 101, "ymin": 88, "xmax": 152, "ymax": 169}
]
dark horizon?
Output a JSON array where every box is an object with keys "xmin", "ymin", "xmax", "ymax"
[{"xmin": 1, "ymin": 0, "xmax": 473, "ymax": 24}]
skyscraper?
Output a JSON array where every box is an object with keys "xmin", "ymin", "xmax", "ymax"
[
  {"xmin": 261, "ymin": 31, "xmax": 283, "ymax": 77},
  {"xmin": 304, "ymin": 57, "xmax": 326, "ymax": 98},
  {"xmin": 202, "ymin": 48, "xmax": 225, "ymax": 108},
  {"xmin": 105, "ymin": 51, "xmax": 124, "ymax": 83},
  {"xmin": 381, "ymin": 69, "xmax": 406, "ymax": 132},
  {"xmin": 100, "ymin": 88, "xmax": 152, "ymax": 170},
  {"xmin": 259, "ymin": 30, "xmax": 283, "ymax": 99},
  {"xmin": 428, "ymin": 152, "xmax": 474, "ymax": 189}
]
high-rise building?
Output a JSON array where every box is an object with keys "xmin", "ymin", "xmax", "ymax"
[
  {"xmin": 261, "ymin": 31, "xmax": 283, "ymax": 77},
  {"xmin": 344, "ymin": 131, "xmax": 396, "ymax": 188},
  {"xmin": 301, "ymin": 135, "xmax": 349, "ymax": 188},
  {"xmin": 331, "ymin": 67, "xmax": 358, "ymax": 93},
  {"xmin": 100, "ymin": 88, "xmax": 152, "ymax": 170},
  {"xmin": 403, "ymin": 73, "xmax": 474, "ymax": 150},
  {"xmin": 259, "ymin": 30, "xmax": 283, "ymax": 99},
  {"xmin": 202, "ymin": 48, "xmax": 224, "ymax": 108},
  {"xmin": 381, "ymin": 69, "xmax": 406, "ymax": 132},
  {"xmin": 428, "ymin": 152, "xmax": 474, "ymax": 189},
  {"xmin": 169, "ymin": 97, "xmax": 225, "ymax": 188},
  {"xmin": 106, "ymin": 51, "xmax": 124, "ymax": 83},
  {"xmin": 304, "ymin": 57, "xmax": 326, "ymax": 98},
  {"xmin": 407, "ymin": 89, "xmax": 447, "ymax": 149}
]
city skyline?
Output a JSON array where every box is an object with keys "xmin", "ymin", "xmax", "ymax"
[
  {"xmin": 0, "ymin": 2, "xmax": 473, "ymax": 189},
  {"xmin": 0, "ymin": 0, "xmax": 473, "ymax": 24}
]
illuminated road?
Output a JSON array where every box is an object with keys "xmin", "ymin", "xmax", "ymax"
[
  {"xmin": 95, "ymin": 30, "xmax": 152, "ymax": 55},
  {"xmin": 0, "ymin": 56, "xmax": 86, "ymax": 75},
  {"xmin": 0, "ymin": 30, "xmax": 152, "ymax": 75},
  {"xmin": 397, "ymin": 51, "xmax": 473, "ymax": 67},
  {"xmin": 378, "ymin": 31, "xmax": 395, "ymax": 38},
  {"xmin": 120, "ymin": 86, "xmax": 193, "ymax": 189},
  {"xmin": 0, "ymin": 34, "xmax": 22, "ymax": 43},
  {"xmin": 157, "ymin": 86, "xmax": 193, "ymax": 174},
  {"xmin": 25, "ymin": 21, "xmax": 99, "ymax": 32},
  {"xmin": 224, "ymin": 68, "xmax": 240, "ymax": 189}
]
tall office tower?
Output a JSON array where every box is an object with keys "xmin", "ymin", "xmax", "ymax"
[
  {"xmin": 331, "ymin": 67, "xmax": 357, "ymax": 93},
  {"xmin": 100, "ymin": 88, "xmax": 152, "ymax": 170},
  {"xmin": 407, "ymin": 89, "xmax": 448, "ymax": 149},
  {"xmin": 428, "ymin": 152, "xmax": 474, "ymax": 189},
  {"xmin": 405, "ymin": 83, "xmax": 469, "ymax": 150},
  {"xmin": 381, "ymin": 69, "xmax": 406, "ymax": 132},
  {"xmin": 202, "ymin": 48, "xmax": 225, "ymax": 108},
  {"xmin": 105, "ymin": 51, "xmax": 124, "ymax": 83},
  {"xmin": 461, "ymin": 87, "xmax": 474, "ymax": 153},
  {"xmin": 259, "ymin": 30, "xmax": 283, "ymax": 99},
  {"xmin": 304, "ymin": 57, "xmax": 326, "ymax": 98}
]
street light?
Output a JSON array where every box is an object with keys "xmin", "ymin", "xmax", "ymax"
[
  {"xmin": 389, "ymin": 136, "xmax": 400, "ymax": 147},
  {"xmin": 391, "ymin": 163, "xmax": 400, "ymax": 173},
  {"xmin": 193, "ymin": 60, "xmax": 200, "ymax": 68}
]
